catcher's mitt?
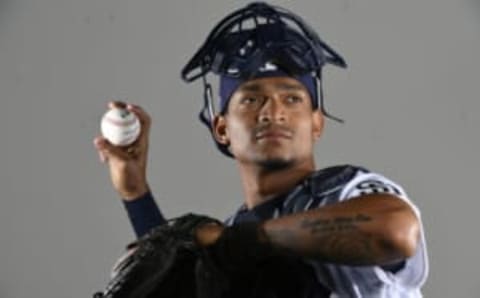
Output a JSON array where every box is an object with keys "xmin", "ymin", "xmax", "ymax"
[{"xmin": 93, "ymin": 213, "xmax": 228, "ymax": 298}]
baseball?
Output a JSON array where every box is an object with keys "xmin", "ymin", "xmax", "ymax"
[{"xmin": 101, "ymin": 107, "xmax": 141, "ymax": 146}]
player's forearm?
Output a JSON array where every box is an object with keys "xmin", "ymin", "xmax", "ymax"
[{"xmin": 261, "ymin": 194, "xmax": 420, "ymax": 266}]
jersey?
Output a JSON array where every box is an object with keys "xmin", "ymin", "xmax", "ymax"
[
  {"xmin": 223, "ymin": 165, "xmax": 429, "ymax": 298},
  {"xmin": 123, "ymin": 164, "xmax": 428, "ymax": 298}
]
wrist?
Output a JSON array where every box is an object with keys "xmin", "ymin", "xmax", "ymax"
[{"xmin": 121, "ymin": 183, "xmax": 150, "ymax": 201}]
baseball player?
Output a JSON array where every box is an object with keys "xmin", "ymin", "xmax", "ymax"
[{"xmin": 93, "ymin": 2, "xmax": 428, "ymax": 297}]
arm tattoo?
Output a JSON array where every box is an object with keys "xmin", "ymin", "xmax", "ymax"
[
  {"xmin": 300, "ymin": 214, "xmax": 372, "ymax": 234},
  {"xmin": 299, "ymin": 214, "xmax": 377, "ymax": 264}
]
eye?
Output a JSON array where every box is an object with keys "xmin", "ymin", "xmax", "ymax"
[
  {"xmin": 285, "ymin": 95, "xmax": 302, "ymax": 104},
  {"xmin": 240, "ymin": 97, "xmax": 259, "ymax": 105}
]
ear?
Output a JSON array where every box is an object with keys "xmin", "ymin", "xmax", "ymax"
[
  {"xmin": 312, "ymin": 110, "xmax": 324, "ymax": 140},
  {"xmin": 212, "ymin": 115, "xmax": 230, "ymax": 145}
]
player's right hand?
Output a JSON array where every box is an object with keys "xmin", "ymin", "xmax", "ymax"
[{"xmin": 93, "ymin": 101, "xmax": 151, "ymax": 201}]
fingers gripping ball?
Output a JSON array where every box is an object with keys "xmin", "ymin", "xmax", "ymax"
[{"xmin": 101, "ymin": 107, "xmax": 141, "ymax": 146}]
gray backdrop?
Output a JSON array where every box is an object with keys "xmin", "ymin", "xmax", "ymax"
[{"xmin": 1, "ymin": 0, "xmax": 479, "ymax": 297}]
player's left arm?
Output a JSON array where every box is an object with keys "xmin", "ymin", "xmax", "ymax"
[
  {"xmin": 259, "ymin": 193, "xmax": 420, "ymax": 266},
  {"xmin": 196, "ymin": 193, "xmax": 420, "ymax": 267}
]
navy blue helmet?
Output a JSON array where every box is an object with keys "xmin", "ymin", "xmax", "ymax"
[{"xmin": 181, "ymin": 2, "xmax": 347, "ymax": 157}]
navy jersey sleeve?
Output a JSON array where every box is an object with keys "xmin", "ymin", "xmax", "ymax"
[{"xmin": 122, "ymin": 191, "xmax": 166, "ymax": 238}]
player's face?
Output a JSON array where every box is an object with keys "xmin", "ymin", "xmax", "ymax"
[{"xmin": 214, "ymin": 76, "xmax": 324, "ymax": 168}]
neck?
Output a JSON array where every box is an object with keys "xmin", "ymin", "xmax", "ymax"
[{"xmin": 237, "ymin": 157, "xmax": 316, "ymax": 209}]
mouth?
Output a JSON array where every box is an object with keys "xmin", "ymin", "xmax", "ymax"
[{"xmin": 255, "ymin": 127, "xmax": 293, "ymax": 140}]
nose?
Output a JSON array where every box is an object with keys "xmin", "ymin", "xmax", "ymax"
[{"xmin": 258, "ymin": 97, "xmax": 286, "ymax": 124}]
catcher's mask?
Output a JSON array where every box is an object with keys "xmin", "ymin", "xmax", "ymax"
[{"xmin": 181, "ymin": 2, "xmax": 347, "ymax": 158}]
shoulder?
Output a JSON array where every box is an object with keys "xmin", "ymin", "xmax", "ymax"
[
  {"xmin": 281, "ymin": 164, "xmax": 367, "ymax": 213},
  {"xmin": 307, "ymin": 164, "xmax": 368, "ymax": 195},
  {"xmin": 310, "ymin": 164, "xmax": 423, "ymax": 220},
  {"xmin": 307, "ymin": 164, "xmax": 418, "ymax": 211},
  {"xmin": 309, "ymin": 164, "xmax": 405, "ymax": 197}
]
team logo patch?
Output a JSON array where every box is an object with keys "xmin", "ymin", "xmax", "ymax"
[{"xmin": 349, "ymin": 179, "xmax": 402, "ymax": 197}]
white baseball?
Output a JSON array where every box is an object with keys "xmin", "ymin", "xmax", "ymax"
[{"xmin": 101, "ymin": 107, "xmax": 141, "ymax": 146}]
